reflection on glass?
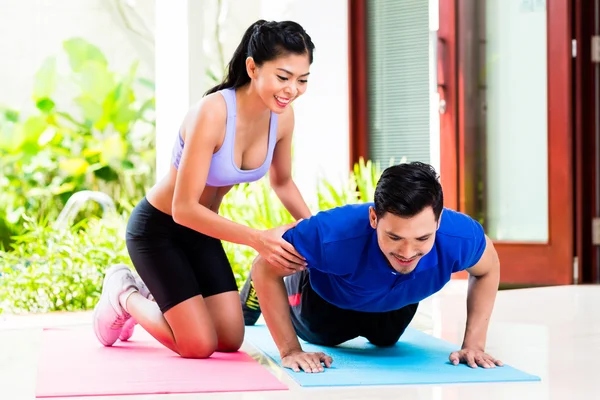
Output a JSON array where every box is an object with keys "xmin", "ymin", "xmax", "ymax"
[{"xmin": 484, "ymin": 0, "xmax": 548, "ymax": 242}]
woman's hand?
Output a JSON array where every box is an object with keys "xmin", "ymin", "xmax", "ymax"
[{"xmin": 254, "ymin": 221, "xmax": 307, "ymax": 274}]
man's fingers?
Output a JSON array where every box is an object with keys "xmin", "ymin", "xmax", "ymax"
[
  {"xmin": 308, "ymin": 357, "xmax": 324, "ymax": 372},
  {"xmin": 297, "ymin": 359, "xmax": 313, "ymax": 373},
  {"xmin": 449, "ymin": 352, "xmax": 460, "ymax": 366},
  {"xmin": 319, "ymin": 353, "xmax": 334, "ymax": 368},
  {"xmin": 282, "ymin": 358, "xmax": 301, "ymax": 373},
  {"xmin": 466, "ymin": 353, "xmax": 477, "ymax": 368},
  {"xmin": 449, "ymin": 351, "xmax": 502, "ymax": 369},
  {"xmin": 475, "ymin": 356, "xmax": 491, "ymax": 368},
  {"xmin": 484, "ymin": 355, "xmax": 499, "ymax": 368},
  {"xmin": 304, "ymin": 357, "xmax": 321, "ymax": 373},
  {"xmin": 291, "ymin": 362, "xmax": 300, "ymax": 373}
]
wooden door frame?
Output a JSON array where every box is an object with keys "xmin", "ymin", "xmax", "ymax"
[
  {"xmin": 348, "ymin": 0, "xmax": 369, "ymax": 169},
  {"xmin": 438, "ymin": 0, "xmax": 460, "ymax": 212}
]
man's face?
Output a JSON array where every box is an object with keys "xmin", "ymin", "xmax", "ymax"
[{"xmin": 369, "ymin": 206, "xmax": 440, "ymax": 274}]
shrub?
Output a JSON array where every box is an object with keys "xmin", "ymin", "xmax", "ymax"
[
  {"xmin": 0, "ymin": 37, "xmax": 155, "ymax": 249},
  {"xmin": 0, "ymin": 214, "xmax": 130, "ymax": 314},
  {"xmin": 0, "ymin": 158, "xmax": 384, "ymax": 314}
]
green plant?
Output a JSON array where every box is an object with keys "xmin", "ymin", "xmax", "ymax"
[
  {"xmin": 0, "ymin": 160, "xmax": 384, "ymax": 314},
  {"xmin": 0, "ymin": 214, "xmax": 131, "ymax": 314},
  {"xmin": 0, "ymin": 37, "xmax": 155, "ymax": 246}
]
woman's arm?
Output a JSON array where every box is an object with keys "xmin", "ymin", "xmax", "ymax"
[
  {"xmin": 171, "ymin": 95, "xmax": 305, "ymax": 269},
  {"xmin": 171, "ymin": 95, "xmax": 259, "ymax": 246},
  {"xmin": 269, "ymin": 106, "xmax": 313, "ymax": 220}
]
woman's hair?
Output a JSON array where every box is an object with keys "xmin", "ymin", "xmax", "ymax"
[{"xmin": 204, "ymin": 20, "xmax": 315, "ymax": 96}]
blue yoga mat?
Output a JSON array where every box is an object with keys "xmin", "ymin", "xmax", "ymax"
[{"xmin": 245, "ymin": 325, "xmax": 540, "ymax": 387}]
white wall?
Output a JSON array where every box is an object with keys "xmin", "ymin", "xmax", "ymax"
[
  {"xmin": 260, "ymin": 0, "xmax": 350, "ymax": 204},
  {"xmin": 154, "ymin": 0, "xmax": 350, "ymax": 207}
]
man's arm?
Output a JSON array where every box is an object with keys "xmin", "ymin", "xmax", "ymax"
[
  {"xmin": 251, "ymin": 255, "xmax": 303, "ymax": 356},
  {"xmin": 450, "ymin": 235, "xmax": 504, "ymax": 368},
  {"xmin": 252, "ymin": 255, "xmax": 332, "ymax": 373}
]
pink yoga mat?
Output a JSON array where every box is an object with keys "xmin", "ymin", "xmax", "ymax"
[{"xmin": 35, "ymin": 326, "xmax": 287, "ymax": 398}]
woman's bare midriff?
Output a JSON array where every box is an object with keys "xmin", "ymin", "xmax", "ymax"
[{"xmin": 145, "ymin": 166, "xmax": 233, "ymax": 217}]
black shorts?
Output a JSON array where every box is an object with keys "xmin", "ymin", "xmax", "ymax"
[
  {"xmin": 125, "ymin": 197, "xmax": 238, "ymax": 313},
  {"xmin": 284, "ymin": 269, "xmax": 418, "ymax": 347}
]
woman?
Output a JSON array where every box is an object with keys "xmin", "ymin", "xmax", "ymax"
[{"xmin": 92, "ymin": 19, "xmax": 315, "ymax": 358}]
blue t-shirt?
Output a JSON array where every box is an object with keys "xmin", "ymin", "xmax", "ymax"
[{"xmin": 282, "ymin": 203, "xmax": 487, "ymax": 312}]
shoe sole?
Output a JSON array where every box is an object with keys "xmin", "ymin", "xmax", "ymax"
[{"xmin": 92, "ymin": 264, "xmax": 131, "ymax": 346}]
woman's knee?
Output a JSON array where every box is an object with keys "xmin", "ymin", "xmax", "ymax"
[
  {"xmin": 217, "ymin": 335, "xmax": 244, "ymax": 352},
  {"xmin": 177, "ymin": 337, "xmax": 218, "ymax": 359},
  {"xmin": 216, "ymin": 322, "xmax": 244, "ymax": 352}
]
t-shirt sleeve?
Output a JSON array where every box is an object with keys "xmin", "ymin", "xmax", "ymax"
[
  {"xmin": 281, "ymin": 217, "xmax": 324, "ymax": 269},
  {"xmin": 452, "ymin": 216, "xmax": 487, "ymax": 273}
]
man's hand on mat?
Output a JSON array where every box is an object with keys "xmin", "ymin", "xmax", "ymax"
[
  {"xmin": 256, "ymin": 221, "xmax": 307, "ymax": 273},
  {"xmin": 282, "ymin": 350, "xmax": 333, "ymax": 373},
  {"xmin": 449, "ymin": 349, "xmax": 504, "ymax": 369}
]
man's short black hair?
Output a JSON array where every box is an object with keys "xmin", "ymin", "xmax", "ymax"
[{"xmin": 373, "ymin": 162, "xmax": 444, "ymax": 220}]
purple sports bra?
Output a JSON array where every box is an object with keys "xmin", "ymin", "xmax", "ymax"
[{"xmin": 171, "ymin": 87, "xmax": 278, "ymax": 187}]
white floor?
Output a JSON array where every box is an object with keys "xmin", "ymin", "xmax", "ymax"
[{"xmin": 1, "ymin": 281, "xmax": 599, "ymax": 400}]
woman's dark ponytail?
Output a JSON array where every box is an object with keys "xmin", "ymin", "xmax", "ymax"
[
  {"xmin": 204, "ymin": 19, "xmax": 315, "ymax": 96},
  {"xmin": 204, "ymin": 20, "xmax": 266, "ymax": 96}
]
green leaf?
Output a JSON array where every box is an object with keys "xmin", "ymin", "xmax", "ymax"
[
  {"xmin": 2, "ymin": 108, "xmax": 19, "ymax": 123},
  {"xmin": 58, "ymin": 158, "xmax": 90, "ymax": 176},
  {"xmin": 55, "ymin": 111, "xmax": 87, "ymax": 130},
  {"xmin": 93, "ymin": 165, "xmax": 119, "ymax": 181},
  {"xmin": 0, "ymin": 121, "xmax": 24, "ymax": 152},
  {"xmin": 74, "ymin": 95, "xmax": 103, "ymax": 124},
  {"xmin": 23, "ymin": 116, "xmax": 48, "ymax": 143},
  {"xmin": 136, "ymin": 77, "xmax": 155, "ymax": 90},
  {"xmin": 77, "ymin": 61, "xmax": 115, "ymax": 100},
  {"xmin": 121, "ymin": 160, "xmax": 134, "ymax": 169},
  {"xmin": 50, "ymin": 182, "xmax": 76, "ymax": 195},
  {"xmin": 63, "ymin": 38, "xmax": 107, "ymax": 72},
  {"xmin": 36, "ymin": 98, "xmax": 56, "ymax": 114},
  {"xmin": 82, "ymin": 147, "xmax": 102, "ymax": 158},
  {"xmin": 33, "ymin": 57, "xmax": 57, "ymax": 100},
  {"xmin": 100, "ymin": 134, "xmax": 127, "ymax": 165}
]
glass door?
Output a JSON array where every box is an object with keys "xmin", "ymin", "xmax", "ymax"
[{"xmin": 438, "ymin": 0, "xmax": 574, "ymax": 285}]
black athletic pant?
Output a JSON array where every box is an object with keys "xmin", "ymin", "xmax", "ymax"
[
  {"xmin": 284, "ymin": 270, "xmax": 419, "ymax": 347},
  {"xmin": 125, "ymin": 197, "xmax": 238, "ymax": 313}
]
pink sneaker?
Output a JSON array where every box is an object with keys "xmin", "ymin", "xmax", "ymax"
[
  {"xmin": 92, "ymin": 264, "xmax": 138, "ymax": 346},
  {"xmin": 118, "ymin": 275, "xmax": 153, "ymax": 342}
]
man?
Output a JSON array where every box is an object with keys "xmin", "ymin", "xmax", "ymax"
[{"xmin": 241, "ymin": 162, "xmax": 503, "ymax": 373}]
